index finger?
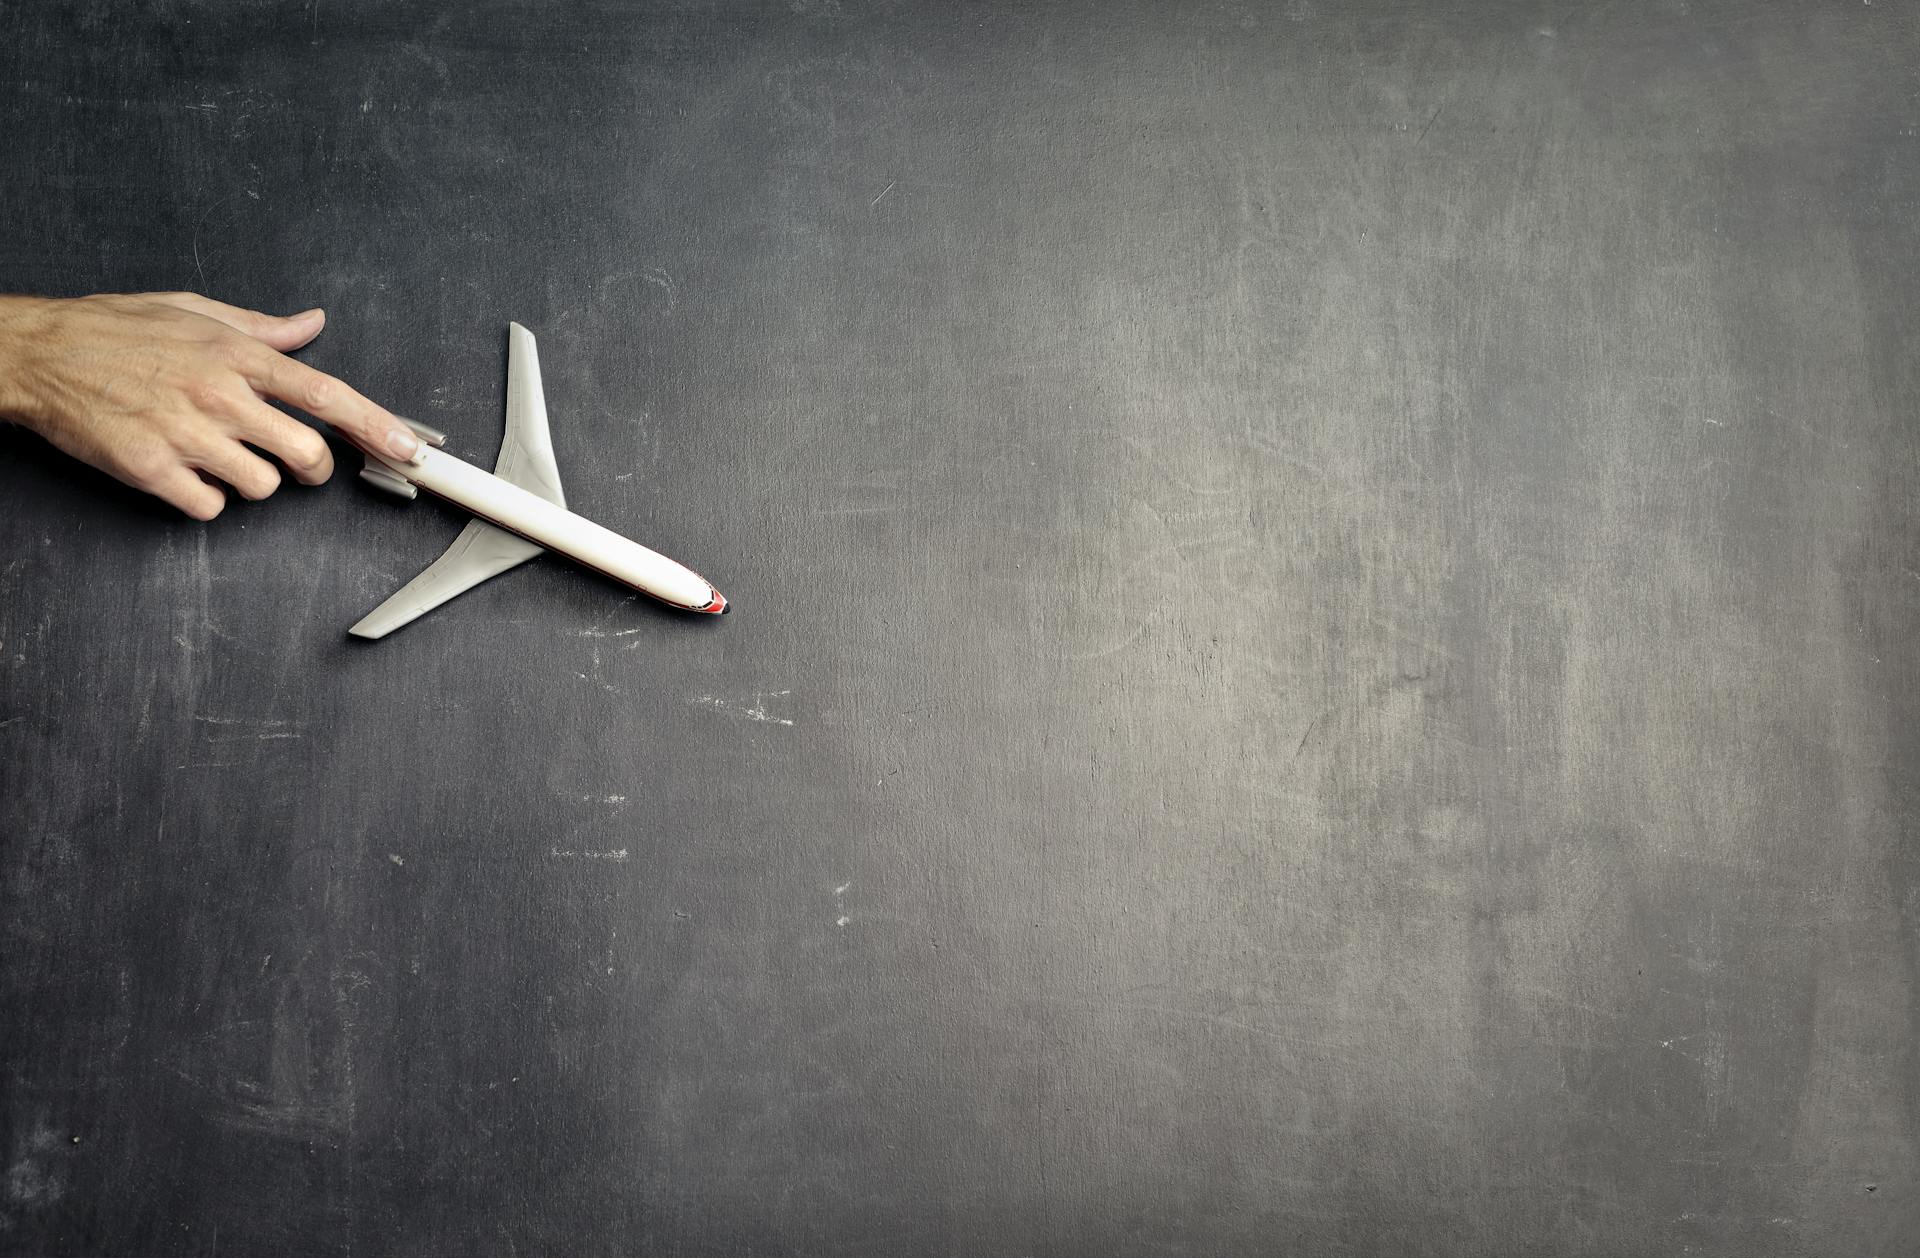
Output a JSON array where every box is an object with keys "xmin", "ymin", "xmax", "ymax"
[{"xmin": 240, "ymin": 345, "xmax": 422, "ymax": 464}]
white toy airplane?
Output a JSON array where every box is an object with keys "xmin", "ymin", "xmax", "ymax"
[{"xmin": 347, "ymin": 322, "xmax": 728, "ymax": 638}]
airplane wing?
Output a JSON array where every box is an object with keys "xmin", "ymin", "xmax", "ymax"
[
  {"xmin": 348, "ymin": 323, "xmax": 567, "ymax": 639},
  {"xmin": 347, "ymin": 519, "xmax": 544, "ymax": 640}
]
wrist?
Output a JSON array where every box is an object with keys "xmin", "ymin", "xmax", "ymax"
[{"xmin": 0, "ymin": 295, "xmax": 58, "ymax": 430}]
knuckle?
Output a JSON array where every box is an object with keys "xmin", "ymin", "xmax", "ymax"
[
  {"xmin": 182, "ymin": 373, "xmax": 231, "ymax": 411},
  {"xmin": 302, "ymin": 374, "xmax": 336, "ymax": 410},
  {"xmin": 217, "ymin": 335, "xmax": 256, "ymax": 369},
  {"xmin": 120, "ymin": 448, "xmax": 173, "ymax": 489},
  {"xmin": 290, "ymin": 432, "xmax": 330, "ymax": 472},
  {"xmin": 241, "ymin": 465, "xmax": 283, "ymax": 500}
]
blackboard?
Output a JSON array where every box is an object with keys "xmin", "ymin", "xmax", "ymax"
[{"xmin": 3, "ymin": 1, "xmax": 1917, "ymax": 1253}]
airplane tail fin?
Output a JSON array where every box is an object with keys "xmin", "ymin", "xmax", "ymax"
[{"xmin": 493, "ymin": 322, "xmax": 567, "ymax": 510}]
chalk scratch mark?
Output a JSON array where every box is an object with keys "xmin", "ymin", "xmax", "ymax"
[
  {"xmin": 817, "ymin": 502, "xmax": 901, "ymax": 516},
  {"xmin": 870, "ymin": 180, "xmax": 896, "ymax": 207},
  {"xmin": 691, "ymin": 694, "xmax": 795, "ymax": 726},
  {"xmin": 1416, "ymin": 103, "xmax": 1443, "ymax": 145},
  {"xmin": 189, "ymin": 193, "xmax": 239, "ymax": 292},
  {"xmin": 1294, "ymin": 709, "xmax": 1326, "ymax": 758}
]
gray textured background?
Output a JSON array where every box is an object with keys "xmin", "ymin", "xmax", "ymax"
[{"xmin": 2, "ymin": 1, "xmax": 1916, "ymax": 1253}]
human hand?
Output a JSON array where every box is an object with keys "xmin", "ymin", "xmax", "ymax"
[{"xmin": 0, "ymin": 290, "xmax": 422, "ymax": 520}]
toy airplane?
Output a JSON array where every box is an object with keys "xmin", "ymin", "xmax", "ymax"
[{"xmin": 347, "ymin": 322, "xmax": 728, "ymax": 639}]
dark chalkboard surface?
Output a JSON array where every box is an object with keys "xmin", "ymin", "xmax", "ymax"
[{"xmin": 4, "ymin": 1, "xmax": 1917, "ymax": 1253}]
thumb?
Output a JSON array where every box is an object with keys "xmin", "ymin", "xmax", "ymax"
[
  {"xmin": 153, "ymin": 293, "xmax": 329, "ymax": 349},
  {"xmin": 253, "ymin": 306, "xmax": 327, "ymax": 352}
]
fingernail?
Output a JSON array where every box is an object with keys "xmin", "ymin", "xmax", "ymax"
[
  {"xmin": 385, "ymin": 429, "xmax": 422, "ymax": 463},
  {"xmin": 294, "ymin": 307, "xmax": 324, "ymax": 321}
]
